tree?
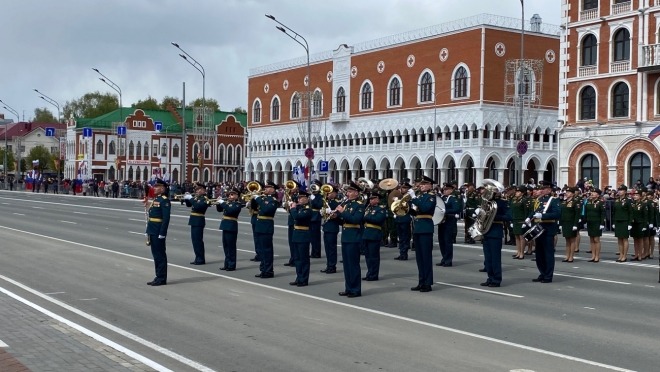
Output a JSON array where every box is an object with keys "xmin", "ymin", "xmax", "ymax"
[
  {"xmin": 160, "ymin": 96, "xmax": 182, "ymax": 110},
  {"xmin": 26, "ymin": 145, "xmax": 54, "ymax": 174},
  {"xmin": 131, "ymin": 96, "xmax": 160, "ymax": 110},
  {"xmin": 0, "ymin": 148, "xmax": 16, "ymax": 172},
  {"xmin": 19, "ymin": 159, "xmax": 28, "ymax": 173},
  {"xmin": 62, "ymin": 91, "xmax": 119, "ymax": 119},
  {"xmin": 33, "ymin": 107, "xmax": 58, "ymax": 123},
  {"xmin": 232, "ymin": 107, "xmax": 247, "ymax": 114},
  {"xmin": 188, "ymin": 97, "xmax": 219, "ymax": 111}
]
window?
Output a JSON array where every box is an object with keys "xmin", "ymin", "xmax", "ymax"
[
  {"xmin": 218, "ymin": 146, "xmax": 225, "ymax": 164},
  {"xmin": 613, "ymin": 28, "xmax": 630, "ymax": 62},
  {"xmin": 95, "ymin": 140, "xmax": 103, "ymax": 155},
  {"xmin": 128, "ymin": 166, "xmax": 133, "ymax": 180},
  {"xmin": 172, "ymin": 144, "xmax": 179, "ymax": 157},
  {"xmin": 291, "ymin": 94, "xmax": 300, "ymax": 118},
  {"xmin": 454, "ymin": 67, "xmax": 468, "ymax": 98},
  {"xmin": 51, "ymin": 146, "xmax": 58, "ymax": 154},
  {"xmin": 581, "ymin": 154, "xmax": 600, "ymax": 187},
  {"xmin": 312, "ymin": 91, "xmax": 322, "ymax": 116},
  {"xmin": 143, "ymin": 167, "xmax": 149, "ymax": 181},
  {"xmin": 612, "ymin": 82, "xmax": 629, "ymax": 117},
  {"xmin": 336, "ymin": 88, "xmax": 346, "ymax": 113},
  {"xmin": 629, "ymin": 152, "xmax": 651, "ymax": 186},
  {"xmin": 192, "ymin": 168, "xmax": 199, "ymax": 182},
  {"xmin": 419, "ymin": 72, "xmax": 433, "ymax": 102},
  {"xmin": 129, "ymin": 141, "xmax": 134, "ymax": 157},
  {"xmin": 228, "ymin": 146, "xmax": 234, "ymax": 164},
  {"xmin": 447, "ymin": 159, "xmax": 456, "ymax": 183},
  {"xmin": 204, "ymin": 143, "xmax": 210, "ymax": 159},
  {"xmin": 236, "ymin": 146, "xmax": 242, "ymax": 165},
  {"xmin": 271, "ymin": 97, "xmax": 280, "ymax": 121},
  {"xmin": 143, "ymin": 142, "xmax": 149, "ymax": 157},
  {"xmin": 203, "ymin": 168, "xmax": 210, "ymax": 183},
  {"xmin": 252, "ymin": 100, "xmax": 261, "ymax": 123},
  {"xmin": 136, "ymin": 142, "xmax": 141, "ymax": 158},
  {"xmin": 583, "ymin": 0, "xmax": 598, "ymax": 10},
  {"xmin": 580, "ymin": 86, "xmax": 596, "ymax": 120},
  {"xmin": 119, "ymin": 140, "xmax": 124, "ymax": 156},
  {"xmin": 361, "ymin": 82, "xmax": 372, "ymax": 110},
  {"xmin": 136, "ymin": 167, "xmax": 141, "ymax": 181},
  {"xmin": 172, "ymin": 169, "xmax": 179, "ymax": 183},
  {"xmin": 108, "ymin": 140, "xmax": 116, "ymax": 155},
  {"xmin": 581, "ymin": 34, "xmax": 597, "ymax": 66},
  {"xmin": 389, "ymin": 78, "xmax": 401, "ymax": 106},
  {"xmin": 161, "ymin": 143, "xmax": 167, "ymax": 157},
  {"xmin": 152, "ymin": 144, "xmax": 158, "ymax": 157}
]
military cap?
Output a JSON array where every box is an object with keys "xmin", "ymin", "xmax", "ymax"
[
  {"xmin": 195, "ymin": 184, "xmax": 206, "ymax": 190},
  {"xmin": 450, "ymin": 180, "xmax": 458, "ymax": 186},
  {"xmin": 465, "ymin": 182, "xmax": 475, "ymax": 187},
  {"xmin": 264, "ymin": 181, "xmax": 277, "ymax": 188},
  {"xmin": 401, "ymin": 177, "xmax": 411, "ymax": 183},
  {"xmin": 420, "ymin": 175, "xmax": 436, "ymax": 184},
  {"xmin": 369, "ymin": 193, "xmax": 379, "ymax": 199},
  {"xmin": 590, "ymin": 188, "xmax": 602, "ymax": 194},
  {"xmin": 641, "ymin": 187, "xmax": 649, "ymax": 193},
  {"xmin": 228, "ymin": 188, "xmax": 240, "ymax": 195},
  {"xmin": 400, "ymin": 182, "xmax": 412, "ymax": 188},
  {"xmin": 539, "ymin": 180, "xmax": 553, "ymax": 188},
  {"xmin": 298, "ymin": 190, "xmax": 311, "ymax": 197},
  {"xmin": 154, "ymin": 178, "xmax": 167, "ymax": 186},
  {"xmin": 331, "ymin": 186, "xmax": 340, "ymax": 193},
  {"xmin": 414, "ymin": 176, "xmax": 423, "ymax": 183},
  {"xmin": 347, "ymin": 180, "xmax": 361, "ymax": 191},
  {"xmin": 566, "ymin": 186, "xmax": 579, "ymax": 193},
  {"xmin": 444, "ymin": 183, "xmax": 455, "ymax": 189},
  {"xmin": 313, "ymin": 179, "xmax": 322, "ymax": 186},
  {"xmin": 516, "ymin": 185, "xmax": 527, "ymax": 192},
  {"xmin": 618, "ymin": 184, "xmax": 628, "ymax": 191},
  {"xmin": 632, "ymin": 189, "xmax": 643, "ymax": 195}
]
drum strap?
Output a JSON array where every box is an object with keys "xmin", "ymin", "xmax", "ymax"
[{"xmin": 543, "ymin": 197, "xmax": 554, "ymax": 214}]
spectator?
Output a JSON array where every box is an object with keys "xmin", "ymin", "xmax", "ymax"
[{"xmin": 646, "ymin": 176, "xmax": 656, "ymax": 191}]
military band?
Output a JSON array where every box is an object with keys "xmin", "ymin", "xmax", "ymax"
[
  {"xmin": 309, "ymin": 180, "xmax": 324, "ymax": 258},
  {"xmin": 289, "ymin": 190, "xmax": 313, "ymax": 286},
  {"xmin": 336, "ymin": 181, "xmax": 365, "ymax": 298},
  {"xmin": 526, "ymin": 180, "xmax": 561, "ymax": 283},
  {"xmin": 410, "ymin": 176, "xmax": 436, "ymax": 292},
  {"xmin": 183, "ymin": 184, "xmax": 209, "ymax": 265},
  {"xmin": 252, "ymin": 181, "xmax": 279, "ymax": 278},
  {"xmin": 321, "ymin": 186, "xmax": 341, "ymax": 274},
  {"xmin": 145, "ymin": 179, "xmax": 171, "ymax": 286},
  {"xmin": 363, "ymin": 193, "xmax": 387, "ymax": 281},
  {"xmin": 437, "ymin": 183, "xmax": 459, "ymax": 267},
  {"xmin": 393, "ymin": 182, "xmax": 413, "ymax": 261},
  {"xmin": 217, "ymin": 188, "xmax": 243, "ymax": 271}
]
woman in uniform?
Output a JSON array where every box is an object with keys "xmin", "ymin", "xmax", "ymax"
[
  {"xmin": 560, "ymin": 187, "xmax": 581, "ymax": 262},
  {"xmin": 510, "ymin": 186, "xmax": 531, "ymax": 259},
  {"xmin": 584, "ymin": 188, "xmax": 606, "ymax": 262},
  {"xmin": 612, "ymin": 185, "xmax": 632, "ymax": 262},
  {"xmin": 630, "ymin": 190, "xmax": 648, "ymax": 261}
]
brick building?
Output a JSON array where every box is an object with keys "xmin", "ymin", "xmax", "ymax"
[
  {"xmin": 247, "ymin": 13, "xmax": 560, "ymax": 186},
  {"xmin": 64, "ymin": 106, "xmax": 246, "ymax": 183},
  {"xmin": 559, "ymin": 0, "xmax": 660, "ymax": 188}
]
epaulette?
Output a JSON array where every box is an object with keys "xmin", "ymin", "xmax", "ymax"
[
  {"xmin": 305, "ymin": 205, "xmax": 310, "ymax": 209},
  {"xmin": 428, "ymin": 191, "xmax": 435, "ymax": 195},
  {"xmin": 357, "ymin": 200, "xmax": 363, "ymax": 204},
  {"xmin": 162, "ymin": 195, "xmax": 168, "ymax": 199}
]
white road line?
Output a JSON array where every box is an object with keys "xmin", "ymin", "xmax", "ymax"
[
  {"xmin": 0, "ymin": 339, "xmax": 7, "ymax": 347},
  {"xmin": 32, "ymin": 206, "xmax": 44, "ymax": 209},
  {"xmin": 0, "ymin": 225, "xmax": 635, "ymax": 372},
  {"xmin": 78, "ymin": 298, "xmax": 97, "ymax": 301},
  {"xmin": 72, "ymin": 211, "xmax": 88, "ymax": 215},
  {"xmin": 236, "ymin": 248, "xmax": 279, "ymax": 256},
  {"xmin": 59, "ymin": 221, "xmax": 77, "ymax": 224},
  {"xmin": 1, "ymin": 202, "xmax": 9, "ymax": 205},
  {"xmin": 128, "ymin": 219, "xmax": 144, "ymax": 222},
  {"xmin": 584, "ymin": 307, "xmax": 596, "ymax": 310},
  {"xmin": 128, "ymin": 231, "xmax": 144, "ymax": 235},
  {"xmin": 12, "ymin": 213, "xmax": 25, "ymax": 216},
  {"xmin": 44, "ymin": 292, "xmax": 66, "ymax": 295},
  {"xmin": 553, "ymin": 273, "xmax": 631, "ymax": 285},
  {"xmin": 434, "ymin": 282, "xmax": 524, "ymax": 298}
]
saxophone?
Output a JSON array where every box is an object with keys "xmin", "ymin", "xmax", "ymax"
[{"xmin": 467, "ymin": 179, "xmax": 505, "ymax": 241}]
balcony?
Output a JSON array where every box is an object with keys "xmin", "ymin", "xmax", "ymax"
[
  {"xmin": 579, "ymin": 8, "xmax": 598, "ymax": 21},
  {"xmin": 610, "ymin": 60, "xmax": 630, "ymax": 73},
  {"xmin": 330, "ymin": 111, "xmax": 349, "ymax": 124},
  {"xmin": 611, "ymin": 1, "xmax": 631, "ymax": 15},
  {"xmin": 578, "ymin": 65, "xmax": 597, "ymax": 77},
  {"xmin": 641, "ymin": 44, "xmax": 660, "ymax": 69}
]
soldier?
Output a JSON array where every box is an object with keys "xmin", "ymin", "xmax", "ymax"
[
  {"xmin": 612, "ymin": 185, "xmax": 632, "ymax": 262},
  {"xmin": 503, "ymin": 186, "xmax": 517, "ymax": 245},
  {"xmin": 630, "ymin": 189, "xmax": 649, "ymax": 261},
  {"xmin": 363, "ymin": 193, "xmax": 387, "ymax": 281},
  {"xmin": 584, "ymin": 188, "xmax": 605, "ymax": 262},
  {"xmin": 511, "ymin": 185, "xmax": 532, "ymax": 259},
  {"xmin": 283, "ymin": 181, "xmax": 300, "ymax": 266},
  {"xmin": 309, "ymin": 180, "xmax": 324, "ymax": 258},
  {"xmin": 216, "ymin": 188, "xmax": 243, "ymax": 271},
  {"xmin": 526, "ymin": 180, "xmax": 561, "ymax": 283},
  {"xmin": 479, "ymin": 186, "xmax": 511, "ymax": 287},
  {"xmin": 437, "ymin": 183, "xmax": 461, "ymax": 267},
  {"xmin": 183, "ymin": 184, "xmax": 210, "ymax": 265},
  {"xmin": 451, "ymin": 180, "xmax": 462, "ymax": 244},
  {"xmin": 646, "ymin": 191, "xmax": 658, "ymax": 259},
  {"xmin": 336, "ymin": 181, "xmax": 365, "ymax": 298},
  {"xmin": 559, "ymin": 187, "xmax": 581, "ymax": 263},
  {"xmin": 249, "ymin": 182, "xmax": 263, "ymax": 264},
  {"xmin": 464, "ymin": 182, "xmax": 479, "ymax": 244},
  {"xmin": 252, "ymin": 181, "xmax": 279, "ymax": 278},
  {"xmin": 321, "ymin": 186, "xmax": 341, "ymax": 274},
  {"xmin": 409, "ymin": 175, "xmax": 437, "ymax": 292},
  {"xmin": 289, "ymin": 190, "xmax": 313, "ymax": 286},
  {"xmin": 379, "ymin": 181, "xmax": 397, "ymax": 248},
  {"xmin": 394, "ymin": 181, "xmax": 413, "ymax": 261},
  {"xmin": 144, "ymin": 179, "xmax": 171, "ymax": 286}
]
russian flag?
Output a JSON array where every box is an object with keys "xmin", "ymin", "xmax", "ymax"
[
  {"xmin": 649, "ymin": 123, "xmax": 660, "ymax": 140},
  {"xmin": 32, "ymin": 159, "xmax": 39, "ymax": 168}
]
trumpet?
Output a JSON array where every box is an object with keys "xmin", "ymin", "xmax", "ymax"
[
  {"xmin": 390, "ymin": 186, "xmax": 419, "ymax": 216},
  {"xmin": 173, "ymin": 192, "xmax": 191, "ymax": 200}
]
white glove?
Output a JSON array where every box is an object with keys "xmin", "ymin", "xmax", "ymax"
[
  {"xmin": 584, "ymin": 224, "xmax": 587, "ymax": 229},
  {"xmin": 310, "ymin": 194, "xmax": 316, "ymax": 201},
  {"xmin": 474, "ymin": 207, "xmax": 483, "ymax": 215},
  {"xmin": 158, "ymin": 235, "xmax": 165, "ymax": 239},
  {"xmin": 650, "ymin": 224, "xmax": 654, "ymax": 228},
  {"xmin": 252, "ymin": 194, "xmax": 260, "ymax": 201},
  {"xmin": 521, "ymin": 223, "xmax": 527, "ymax": 228},
  {"xmin": 183, "ymin": 194, "xmax": 192, "ymax": 200},
  {"xmin": 612, "ymin": 224, "xmax": 615, "ymax": 228},
  {"xmin": 407, "ymin": 189, "xmax": 415, "ymax": 199},
  {"xmin": 572, "ymin": 226, "xmax": 577, "ymax": 231},
  {"xmin": 217, "ymin": 198, "xmax": 224, "ymax": 204},
  {"xmin": 393, "ymin": 214, "xmax": 398, "ymax": 219},
  {"xmin": 325, "ymin": 207, "xmax": 332, "ymax": 214},
  {"xmin": 643, "ymin": 227, "xmax": 647, "ymax": 231},
  {"xmin": 472, "ymin": 213, "xmax": 477, "ymax": 218},
  {"xmin": 599, "ymin": 225, "xmax": 605, "ymax": 230},
  {"xmin": 510, "ymin": 223, "xmax": 513, "ymax": 228},
  {"xmin": 524, "ymin": 218, "xmax": 531, "ymax": 225},
  {"xmin": 454, "ymin": 214, "xmax": 459, "ymax": 219},
  {"xmin": 393, "ymin": 197, "xmax": 399, "ymax": 201},
  {"xmin": 628, "ymin": 225, "xmax": 632, "ymax": 231},
  {"xmin": 282, "ymin": 201, "xmax": 288, "ymax": 208},
  {"xmin": 439, "ymin": 208, "xmax": 445, "ymax": 213},
  {"xmin": 533, "ymin": 213, "xmax": 542, "ymax": 219}
]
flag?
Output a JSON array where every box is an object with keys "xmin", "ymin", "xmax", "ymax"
[
  {"xmin": 649, "ymin": 123, "xmax": 660, "ymax": 140},
  {"xmin": 293, "ymin": 165, "xmax": 307, "ymax": 191},
  {"xmin": 163, "ymin": 170, "xmax": 170, "ymax": 182},
  {"xmin": 32, "ymin": 159, "xmax": 39, "ymax": 168}
]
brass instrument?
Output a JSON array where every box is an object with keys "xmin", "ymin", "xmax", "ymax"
[
  {"xmin": 319, "ymin": 183, "xmax": 334, "ymax": 222},
  {"xmin": 357, "ymin": 177, "xmax": 373, "ymax": 202},
  {"xmin": 241, "ymin": 181, "xmax": 262, "ymax": 203},
  {"xmin": 173, "ymin": 192, "xmax": 191, "ymax": 200},
  {"xmin": 282, "ymin": 180, "xmax": 297, "ymax": 212},
  {"xmin": 309, "ymin": 183, "xmax": 320, "ymax": 194},
  {"xmin": 468, "ymin": 179, "xmax": 504, "ymax": 241},
  {"xmin": 142, "ymin": 198, "xmax": 151, "ymax": 246},
  {"xmin": 390, "ymin": 186, "xmax": 419, "ymax": 216}
]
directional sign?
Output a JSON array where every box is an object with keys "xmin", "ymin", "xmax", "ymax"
[
  {"xmin": 304, "ymin": 147, "xmax": 314, "ymax": 160},
  {"xmin": 83, "ymin": 127, "xmax": 93, "ymax": 138},
  {"xmin": 517, "ymin": 140, "xmax": 528, "ymax": 155},
  {"xmin": 117, "ymin": 126, "xmax": 126, "ymax": 136},
  {"xmin": 45, "ymin": 127, "xmax": 56, "ymax": 137},
  {"xmin": 154, "ymin": 121, "xmax": 163, "ymax": 131}
]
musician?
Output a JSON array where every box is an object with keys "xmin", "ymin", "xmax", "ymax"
[
  {"xmin": 630, "ymin": 189, "xmax": 649, "ymax": 261},
  {"xmin": 511, "ymin": 186, "xmax": 532, "ymax": 259},
  {"xmin": 289, "ymin": 190, "xmax": 313, "ymax": 286},
  {"xmin": 526, "ymin": 180, "xmax": 561, "ymax": 283},
  {"xmin": 310, "ymin": 180, "xmax": 324, "ymax": 258},
  {"xmin": 216, "ymin": 188, "xmax": 243, "ymax": 271},
  {"xmin": 284, "ymin": 181, "xmax": 300, "ymax": 266},
  {"xmin": 612, "ymin": 185, "xmax": 632, "ymax": 262},
  {"xmin": 378, "ymin": 181, "xmax": 397, "ymax": 248},
  {"xmin": 450, "ymin": 180, "xmax": 462, "ymax": 244},
  {"xmin": 584, "ymin": 188, "xmax": 605, "ymax": 262},
  {"xmin": 503, "ymin": 186, "xmax": 517, "ymax": 245},
  {"xmin": 478, "ymin": 187, "xmax": 511, "ymax": 287},
  {"xmin": 321, "ymin": 186, "xmax": 341, "ymax": 274},
  {"xmin": 645, "ymin": 191, "xmax": 658, "ymax": 259},
  {"xmin": 144, "ymin": 179, "xmax": 171, "ymax": 286},
  {"xmin": 394, "ymin": 182, "xmax": 413, "ymax": 261},
  {"xmin": 252, "ymin": 181, "xmax": 279, "ymax": 278},
  {"xmin": 363, "ymin": 193, "xmax": 387, "ymax": 281},
  {"xmin": 183, "ymin": 184, "xmax": 210, "ymax": 265},
  {"xmin": 464, "ymin": 183, "xmax": 479, "ymax": 244},
  {"xmin": 409, "ymin": 176, "xmax": 436, "ymax": 292},
  {"xmin": 437, "ymin": 183, "xmax": 460, "ymax": 267},
  {"xmin": 249, "ymin": 182, "xmax": 263, "ymax": 264},
  {"xmin": 336, "ymin": 181, "xmax": 365, "ymax": 298},
  {"xmin": 559, "ymin": 187, "xmax": 581, "ymax": 263}
]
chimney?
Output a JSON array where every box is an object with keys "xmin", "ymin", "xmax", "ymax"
[{"xmin": 530, "ymin": 14, "xmax": 542, "ymax": 33}]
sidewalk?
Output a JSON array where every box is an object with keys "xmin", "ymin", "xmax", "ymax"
[{"xmin": 0, "ymin": 292, "xmax": 157, "ymax": 372}]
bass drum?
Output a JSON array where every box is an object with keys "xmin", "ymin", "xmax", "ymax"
[
  {"xmin": 523, "ymin": 224, "xmax": 545, "ymax": 242},
  {"xmin": 432, "ymin": 198, "xmax": 446, "ymax": 226}
]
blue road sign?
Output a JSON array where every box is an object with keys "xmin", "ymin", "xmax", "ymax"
[
  {"xmin": 45, "ymin": 127, "xmax": 55, "ymax": 137},
  {"xmin": 117, "ymin": 126, "xmax": 126, "ymax": 136},
  {"xmin": 83, "ymin": 127, "xmax": 93, "ymax": 138},
  {"xmin": 319, "ymin": 160, "xmax": 329, "ymax": 172},
  {"xmin": 154, "ymin": 121, "xmax": 163, "ymax": 131}
]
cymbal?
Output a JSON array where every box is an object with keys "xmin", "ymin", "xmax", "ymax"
[{"xmin": 379, "ymin": 178, "xmax": 398, "ymax": 191}]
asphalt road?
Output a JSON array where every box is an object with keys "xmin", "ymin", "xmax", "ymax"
[{"xmin": 0, "ymin": 190, "xmax": 657, "ymax": 372}]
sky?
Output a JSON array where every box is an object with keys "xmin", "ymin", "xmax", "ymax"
[{"xmin": 1, "ymin": 0, "xmax": 560, "ymax": 122}]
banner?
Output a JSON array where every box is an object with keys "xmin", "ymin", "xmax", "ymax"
[
  {"xmin": 32, "ymin": 159, "xmax": 39, "ymax": 168},
  {"xmin": 293, "ymin": 165, "xmax": 307, "ymax": 191}
]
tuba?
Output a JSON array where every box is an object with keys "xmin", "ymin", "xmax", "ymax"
[
  {"xmin": 467, "ymin": 179, "xmax": 505, "ymax": 242},
  {"xmin": 241, "ymin": 181, "xmax": 262, "ymax": 203},
  {"xmin": 319, "ymin": 183, "xmax": 334, "ymax": 222},
  {"xmin": 357, "ymin": 177, "xmax": 373, "ymax": 202}
]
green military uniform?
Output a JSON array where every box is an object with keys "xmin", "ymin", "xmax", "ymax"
[
  {"xmin": 584, "ymin": 195, "xmax": 606, "ymax": 237},
  {"xmin": 642, "ymin": 190, "xmax": 653, "ymax": 238},
  {"xmin": 630, "ymin": 191, "xmax": 649, "ymax": 239},
  {"xmin": 612, "ymin": 185, "xmax": 632, "ymax": 239},
  {"xmin": 464, "ymin": 184, "xmax": 479, "ymax": 243},
  {"xmin": 560, "ymin": 189, "xmax": 582, "ymax": 238},
  {"xmin": 511, "ymin": 186, "xmax": 532, "ymax": 236},
  {"xmin": 647, "ymin": 194, "xmax": 658, "ymax": 238}
]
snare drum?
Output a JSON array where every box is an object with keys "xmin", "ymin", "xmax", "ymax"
[{"xmin": 523, "ymin": 224, "xmax": 545, "ymax": 242}]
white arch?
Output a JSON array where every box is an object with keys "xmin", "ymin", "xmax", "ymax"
[
  {"xmin": 423, "ymin": 153, "xmax": 437, "ymax": 169},
  {"xmin": 417, "ymin": 68, "xmax": 435, "ymax": 104},
  {"xmin": 359, "ymin": 79, "xmax": 374, "ymax": 111},
  {"xmin": 607, "ymin": 78, "xmax": 632, "ymax": 119},
  {"xmin": 451, "ymin": 62, "xmax": 471, "ymax": 100},
  {"xmin": 270, "ymin": 94, "xmax": 281, "ymax": 122},
  {"xmin": 482, "ymin": 152, "xmax": 504, "ymax": 168},
  {"xmin": 378, "ymin": 155, "xmax": 391, "ymax": 170},
  {"xmin": 252, "ymin": 97, "xmax": 262, "ymax": 124},
  {"xmin": 386, "ymin": 74, "xmax": 403, "ymax": 108},
  {"xmin": 525, "ymin": 154, "xmax": 542, "ymax": 170},
  {"xmin": 458, "ymin": 152, "xmax": 476, "ymax": 168}
]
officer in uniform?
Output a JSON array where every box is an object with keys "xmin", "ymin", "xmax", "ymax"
[
  {"xmin": 437, "ymin": 183, "xmax": 460, "ymax": 267},
  {"xmin": 450, "ymin": 180, "xmax": 462, "ymax": 244},
  {"xmin": 309, "ymin": 180, "xmax": 324, "ymax": 258},
  {"xmin": 584, "ymin": 188, "xmax": 605, "ymax": 263},
  {"xmin": 630, "ymin": 189, "xmax": 648, "ymax": 261},
  {"xmin": 645, "ymin": 191, "xmax": 658, "ymax": 259},
  {"xmin": 464, "ymin": 183, "xmax": 479, "ymax": 244},
  {"xmin": 184, "ymin": 184, "xmax": 209, "ymax": 265},
  {"xmin": 289, "ymin": 190, "xmax": 313, "ymax": 286},
  {"xmin": 559, "ymin": 187, "xmax": 581, "ymax": 263},
  {"xmin": 479, "ymin": 187, "xmax": 511, "ymax": 287},
  {"xmin": 510, "ymin": 185, "xmax": 531, "ymax": 259},
  {"xmin": 252, "ymin": 181, "xmax": 279, "ymax": 278},
  {"xmin": 394, "ymin": 182, "xmax": 413, "ymax": 260},
  {"xmin": 380, "ymin": 181, "xmax": 397, "ymax": 248},
  {"xmin": 503, "ymin": 186, "xmax": 517, "ymax": 245},
  {"xmin": 216, "ymin": 188, "xmax": 243, "ymax": 271},
  {"xmin": 336, "ymin": 181, "xmax": 365, "ymax": 298},
  {"xmin": 612, "ymin": 185, "xmax": 632, "ymax": 262},
  {"xmin": 249, "ymin": 182, "xmax": 263, "ymax": 263},
  {"xmin": 363, "ymin": 193, "xmax": 387, "ymax": 281},
  {"xmin": 526, "ymin": 180, "xmax": 561, "ymax": 283},
  {"xmin": 409, "ymin": 176, "xmax": 437, "ymax": 292},
  {"xmin": 321, "ymin": 186, "xmax": 341, "ymax": 274},
  {"xmin": 144, "ymin": 179, "xmax": 171, "ymax": 286},
  {"xmin": 284, "ymin": 181, "xmax": 300, "ymax": 266}
]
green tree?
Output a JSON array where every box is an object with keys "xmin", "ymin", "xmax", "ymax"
[
  {"xmin": 160, "ymin": 96, "xmax": 182, "ymax": 110},
  {"xmin": 232, "ymin": 106, "xmax": 247, "ymax": 114},
  {"xmin": 26, "ymin": 145, "xmax": 54, "ymax": 174},
  {"xmin": 131, "ymin": 95, "xmax": 160, "ymax": 110},
  {"xmin": 33, "ymin": 107, "xmax": 58, "ymax": 123},
  {"xmin": 188, "ymin": 97, "xmax": 219, "ymax": 111},
  {"xmin": 62, "ymin": 91, "xmax": 119, "ymax": 119},
  {"xmin": 20, "ymin": 159, "xmax": 28, "ymax": 173},
  {"xmin": 0, "ymin": 148, "xmax": 16, "ymax": 172}
]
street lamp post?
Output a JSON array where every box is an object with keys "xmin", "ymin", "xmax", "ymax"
[
  {"xmin": 517, "ymin": 0, "xmax": 525, "ymax": 186},
  {"xmin": 0, "ymin": 100, "xmax": 20, "ymax": 189},
  {"xmin": 33, "ymin": 89, "xmax": 63, "ymax": 188},
  {"xmin": 93, "ymin": 68, "xmax": 123, "ymax": 181},
  {"xmin": 265, "ymin": 14, "xmax": 313, "ymax": 183}
]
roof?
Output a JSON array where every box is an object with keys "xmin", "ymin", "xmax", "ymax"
[
  {"xmin": 74, "ymin": 108, "xmax": 247, "ymax": 132},
  {"xmin": 249, "ymin": 13, "xmax": 561, "ymax": 77},
  {"xmin": 0, "ymin": 122, "xmax": 66, "ymax": 140}
]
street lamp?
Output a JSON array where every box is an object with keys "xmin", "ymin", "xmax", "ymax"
[
  {"xmin": 93, "ymin": 68, "xmax": 123, "ymax": 181},
  {"xmin": 265, "ymin": 14, "xmax": 313, "ymax": 182},
  {"xmin": 517, "ymin": 0, "xmax": 525, "ymax": 186},
  {"xmin": 0, "ymin": 100, "xmax": 20, "ymax": 189},
  {"xmin": 33, "ymin": 89, "xmax": 61, "ymax": 124}
]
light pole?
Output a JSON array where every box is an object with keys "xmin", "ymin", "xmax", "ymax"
[
  {"xmin": 265, "ymin": 14, "xmax": 313, "ymax": 182},
  {"xmin": 93, "ymin": 68, "xmax": 123, "ymax": 181},
  {"xmin": 0, "ymin": 100, "xmax": 19, "ymax": 189},
  {"xmin": 33, "ymin": 89, "xmax": 63, "ymax": 188},
  {"xmin": 517, "ymin": 0, "xmax": 525, "ymax": 186}
]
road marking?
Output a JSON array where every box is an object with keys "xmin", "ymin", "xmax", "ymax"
[
  {"xmin": 236, "ymin": 248, "xmax": 279, "ymax": 256},
  {"xmin": 32, "ymin": 206, "xmax": 44, "ymax": 209},
  {"xmin": 59, "ymin": 221, "xmax": 77, "ymax": 224},
  {"xmin": 12, "ymin": 213, "xmax": 25, "ymax": 216},
  {"xmin": 128, "ymin": 231, "xmax": 144, "ymax": 235},
  {"xmin": 0, "ymin": 225, "xmax": 636, "ymax": 372},
  {"xmin": 73, "ymin": 211, "xmax": 88, "ymax": 215},
  {"xmin": 44, "ymin": 292, "xmax": 65, "ymax": 295},
  {"xmin": 644, "ymin": 285, "xmax": 656, "ymax": 288},
  {"xmin": 79, "ymin": 298, "xmax": 97, "ymax": 301},
  {"xmin": 1, "ymin": 202, "xmax": 9, "ymax": 205},
  {"xmin": 553, "ymin": 273, "xmax": 631, "ymax": 285},
  {"xmin": 584, "ymin": 307, "xmax": 595, "ymax": 310},
  {"xmin": 434, "ymin": 282, "xmax": 524, "ymax": 298},
  {"xmin": 0, "ymin": 340, "xmax": 7, "ymax": 347},
  {"xmin": 129, "ymin": 219, "xmax": 144, "ymax": 222}
]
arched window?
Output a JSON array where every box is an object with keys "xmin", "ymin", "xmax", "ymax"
[
  {"xmin": 629, "ymin": 152, "xmax": 651, "ymax": 186},
  {"xmin": 218, "ymin": 145, "xmax": 225, "ymax": 164},
  {"xmin": 203, "ymin": 168, "xmax": 210, "ymax": 183},
  {"xmin": 454, "ymin": 67, "xmax": 468, "ymax": 98},
  {"xmin": 252, "ymin": 100, "xmax": 261, "ymax": 123},
  {"xmin": 161, "ymin": 143, "xmax": 167, "ymax": 157},
  {"xmin": 204, "ymin": 143, "xmax": 210, "ymax": 159},
  {"xmin": 271, "ymin": 97, "xmax": 280, "ymax": 121},
  {"xmin": 312, "ymin": 91, "xmax": 322, "ymax": 116},
  {"xmin": 581, "ymin": 154, "xmax": 600, "ymax": 187},
  {"xmin": 192, "ymin": 168, "xmax": 199, "ymax": 182},
  {"xmin": 583, "ymin": 0, "xmax": 598, "ymax": 10},
  {"xmin": 152, "ymin": 143, "xmax": 158, "ymax": 157},
  {"xmin": 193, "ymin": 144, "xmax": 200, "ymax": 163},
  {"xmin": 419, "ymin": 72, "xmax": 433, "ymax": 102},
  {"xmin": 447, "ymin": 159, "xmax": 456, "ymax": 183},
  {"xmin": 613, "ymin": 28, "xmax": 630, "ymax": 62},
  {"xmin": 389, "ymin": 77, "xmax": 401, "ymax": 106},
  {"xmin": 143, "ymin": 142, "xmax": 149, "ymax": 157},
  {"xmin": 466, "ymin": 158, "xmax": 475, "ymax": 184},
  {"xmin": 581, "ymin": 34, "xmax": 597, "ymax": 66},
  {"xmin": 135, "ymin": 142, "xmax": 141, "ymax": 158},
  {"xmin": 227, "ymin": 145, "xmax": 234, "ymax": 165},
  {"xmin": 336, "ymin": 87, "xmax": 345, "ymax": 113},
  {"xmin": 235, "ymin": 146, "xmax": 242, "ymax": 165},
  {"xmin": 128, "ymin": 166, "xmax": 134, "ymax": 180},
  {"xmin": 172, "ymin": 144, "xmax": 179, "ymax": 157},
  {"xmin": 136, "ymin": 166, "xmax": 141, "ymax": 181},
  {"xmin": 612, "ymin": 82, "xmax": 629, "ymax": 118},
  {"xmin": 143, "ymin": 167, "xmax": 149, "ymax": 181},
  {"xmin": 172, "ymin": 168, "xmax": 179, "ymax": 183},
  {"xmin": 95, "ymin": 140, "xmax": 103, "ymax": 155},
  {"xmin": 487, "ymin": 158, "xmax": 498, "ymax": 181},
  {"xmin": 580, "ymin": 86, "xmax": 596, "ymax": 120},
  {"xmin": 129, "ymin": 141, "xmax": 135, "ymax": 157},
  {"xmin": 108, "ymin": 166, "xmax": 115, "ymax": 180},
  {"xmin": 361, "ymin": 82, "xmax": 372, "ymax": 110},
  {"xmin": 291, "ymin": 93, "xmax": 300, "ymax": 119},
  {"xmin": 108, "ymin": 140, "xmax": 116, "ymax": 155}
]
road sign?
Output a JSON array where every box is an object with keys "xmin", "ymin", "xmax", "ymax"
[
  {"xmin": 517, "ymin": 140, "xmax": 528, "ymax": 155},
  {"xmin": 319, "ymin": 160, "xmax": 328, "ymax": 172},
  {"xmin": 83, "ymin": 127, "xmax": 93, "ymax": 138},
  {"xmin": 154, "ymin": 121, "xmax": 163, "ymax": 131},
  {"xmin": 117, "ymin": 126, "xmax": 126, "ymax": 136},
  {"xmin": 45, "ymin": 127, "xmax": 56, "ymax": 137},
  {"xmin": 304, "ymin": 147, "xmax": 314, "ymax": 160}
]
